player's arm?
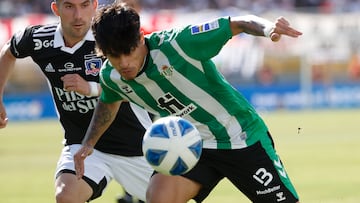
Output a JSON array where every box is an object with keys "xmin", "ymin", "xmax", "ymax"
[
  {"xmin": 61, "ymin": 74, "xmax": 101, "ymax": 96},
  {"xmin": 74, "ymin": 99, "xmax": 122, "ymax": 179},
  {"xmin": 230, "ymin": 15, "xmax": 302, "ymax": 41},
  {"xmin": 0, "ymin": 42, "xmax": 17, "ymax": 128}
]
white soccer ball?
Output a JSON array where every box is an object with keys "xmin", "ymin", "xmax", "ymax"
[{"xmin": 142, "ymin": 116, "xmax": 202, "ymax": 175}]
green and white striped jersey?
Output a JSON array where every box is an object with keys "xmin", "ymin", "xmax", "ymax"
[{"xmin": 100, "ymin": 17, "xmax": 268, "ymax": 149}]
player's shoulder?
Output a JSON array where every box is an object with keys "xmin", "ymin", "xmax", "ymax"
[
  {"xmin": 101, "ymin": 59, "xmax": 116, "ymax": 73},
  {"xmin": 146, "ymin": 28, "xmax": 180, "ymax": 48},
  {"xmin": 14, "ymin": 22, "xmax": 58, "ymax": 43},
  {"xmin": 99, "ymin": 59, "xmax": 116, "ymax": 82},
  {"xmin": 28, "ymin": 23, "xmax": 58, "ymax": 40}
]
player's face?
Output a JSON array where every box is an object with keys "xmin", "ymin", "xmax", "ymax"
[
  {"xmin": 52, "ymin": 0, "xmax": 97, "ymax": 46},
  {"xmin": 107, "ymin": 36, "xmax": 148, "ymax": 80}
]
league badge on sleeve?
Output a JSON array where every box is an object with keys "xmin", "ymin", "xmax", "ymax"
[{"xmin": 191, "ymin": 19, "xmax": 219, "ymax": 35}]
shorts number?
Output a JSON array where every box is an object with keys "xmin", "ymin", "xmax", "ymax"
[{"xmin": 253, "ymin": 168, "xmax": 273, "ymax": 186}]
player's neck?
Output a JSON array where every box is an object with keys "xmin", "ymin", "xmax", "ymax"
[{"xmin": 63, "ymin": 37, "xmax": 82, "ymax": 48}]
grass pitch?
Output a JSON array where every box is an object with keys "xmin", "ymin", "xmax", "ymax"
[{"xmin": 0, "ymin": 109, "xmax": 360, "ymax": 203}]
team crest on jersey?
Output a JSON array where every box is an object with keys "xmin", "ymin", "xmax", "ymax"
[
  {"xmin": 191, "ymin": 20, "xmax": 219, "ymax": 35},
  {"xmin": 160, "ymin": 65, "xmax": 174, "ymax": 78},
  {"xmin": 85, "ymin": 58, "xmax": 102, "ymax": 76}
]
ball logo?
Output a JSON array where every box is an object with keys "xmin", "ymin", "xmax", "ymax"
[{"xmin": 142, "ymin": 116, "xmax": 202, "ymax": 175}]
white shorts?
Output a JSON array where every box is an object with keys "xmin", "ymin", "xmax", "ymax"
[{"xmin": 55, "ymin": 144, "xmax": 153, "ymax": 201}]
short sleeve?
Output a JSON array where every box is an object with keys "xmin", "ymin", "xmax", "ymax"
[
  {"xmin": 99, "ymin": 60, "xmax": 124, "ymax": 103},
  {"xmin": 174, "ymin": 17, "xmax": 233, "ymax": 60},
  {"xmin": 9, "ymin": 26, "xmax": 38, "ymax": 58}
]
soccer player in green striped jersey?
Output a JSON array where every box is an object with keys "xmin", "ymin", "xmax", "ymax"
[{"xmin": 74, "ymin": 3, "xmax": 303, "ymax": 203}]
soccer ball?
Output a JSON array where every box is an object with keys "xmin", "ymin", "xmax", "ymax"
[{"xmin": 142, "ymin": 116, "xmax": 202, "ymax": 175}]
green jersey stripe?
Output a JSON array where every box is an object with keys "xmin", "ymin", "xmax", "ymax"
[
  {"xmin": 170, "ymin": 40, "xmax": 204, "ymax": 73},
  {"xmin": 99, "ymin": 65, "xmax": 124, "ymax": 101}
]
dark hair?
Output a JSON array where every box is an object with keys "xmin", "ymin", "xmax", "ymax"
[{"xmin": 92, "ymin": 3, "xmax": 141, "ymax": 57}]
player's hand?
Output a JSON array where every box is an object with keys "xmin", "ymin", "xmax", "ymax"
[
  {"xmin": 0, "ymin": 103, "xmax": 8, "ymax": 129},
  {"xmin": 61, "ymin": 74, "xmax": 91, "ymax": 96},
  {"xmin": 73, "ymin": 144, "xmax": 94, "ymax": 179},
  {"xmin": 270, "ymin": 17, "xmax": 302, "ymax": 42}
]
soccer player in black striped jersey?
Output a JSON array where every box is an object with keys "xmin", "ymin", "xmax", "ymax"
[
  {"xmin": 0, "ymin": 0, "xmax": 152, "ymax": 203},
  {"xmin": 74, "ymin": 3, "xmax": 303, "ymax": 203}
]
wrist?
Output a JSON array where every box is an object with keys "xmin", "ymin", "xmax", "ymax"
[
  {"xmin": 88, "ymin": 82, "xmax": 99, "ymax": 97},
  {"xmin": 263, "ymin": 23, "xmax": 275, "ymax": 38}
]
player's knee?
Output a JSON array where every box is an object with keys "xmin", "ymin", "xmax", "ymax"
[
  {"xmin": 55, "ymin": 186, "xmax": 88, "ymax": 203},
  {"xmin": 146, "ymin": 187, "xmax": 166, "ymax": 203},
  {"xmin": 55, "ymin": 190, "xmax": 76, "ymax": 203},
  {"xmin": 146, "ymin": 188, "xmax": 188, "ymax": 203}
]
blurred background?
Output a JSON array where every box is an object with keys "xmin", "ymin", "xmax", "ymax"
[{"xmin": 2, "ymin": 0, "xmax": 360, "ymax": 120}]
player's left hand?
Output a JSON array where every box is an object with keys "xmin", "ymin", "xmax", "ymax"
[
  {"xmin": 61, "ymin": 74, "xmax": 91, "ymax": 95},
  {"xmin": 270, "ymin": 17, "xmax": 302, "ymax": 42},
  {"xmin": 74, "ymin": 144, "xmax": 94, "ymax": 179}
]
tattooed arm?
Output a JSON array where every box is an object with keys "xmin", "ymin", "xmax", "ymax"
[
  {"xmin": 230, "ymin": 15, "xmax": 302, "ymax": 41},
  {"xmin": 74, "ymin": 100, "xmax": 122, "ymax": 179}
]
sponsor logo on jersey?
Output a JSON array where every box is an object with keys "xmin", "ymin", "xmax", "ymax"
[
  {"xmin": 121, "ymin": 85, "xmax": 133, "ymax": 94},
  {"xmin": 157, "ymin": 93, "xmax": 197, "ymax": 116},
  {"xmin": 256, "ymin": 185, "xmax": 280, "ymax": 195},
  {"xmin": 54, "ymin": 87, "xmax": 98, "ymax": 114},
  {"xmin": 33, "ymin": 39, "xmax": 54, "ymax": 50},
  {"xmin": 85, "ymin": 58, "xmax": 102, "ymax": 76},
  {"xmin": 45, "ymin": 63, "xmax": 55, "ymax": 72},
  {"xmin": 58, "ymin": 62, "xmax": 82, "ymax": 72},
  {"xmin": 65, "ymin": 62, "xmax": 74, "ymax": 69},
  {"xmin": 191, "ymin": 20, "xmax": 219, "ymax": 35}
]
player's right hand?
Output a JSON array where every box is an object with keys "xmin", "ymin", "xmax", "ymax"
[
  {"xmin": 73, "ymin": 144, "xmax": 94, "ymax": 179},
  {"xmin": 270, "ymin": 17, "xmax": 302, "ymax": 42},
  {"xmin": 61, "ymin": 74, "xmax": 90, "ymax": 96}
]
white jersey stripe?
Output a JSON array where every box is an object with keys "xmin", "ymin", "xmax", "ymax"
[
  {"xmin": 107, "ymin": 69, "xmax": 159, "ymax": 115},
  {"xmin": 170, "ymin": 40, "xmax": 204, "ymax": 73},
  {"xmin": 129, "ymin": 102, "xmax": 153, "ymax": 129}
]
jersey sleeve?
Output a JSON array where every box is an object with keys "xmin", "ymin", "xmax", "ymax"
[
  {"xmin": 8, "ymin": 25, "xmax": 38, "ymax": 58},
  {"xmin": 175, "ymin": 17, "xmax": 233, "ymax": 60},
  {"xmin": 99, "ymin": 60, "xmax": 124, "ymax": 103}
]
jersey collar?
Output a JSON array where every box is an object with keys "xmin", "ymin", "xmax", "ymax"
[{"xmin": 53, "ymin": 24, "xmax": 95, "ymax": 54}]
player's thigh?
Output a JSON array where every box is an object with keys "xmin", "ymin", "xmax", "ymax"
[
  {"xmin": 107, "ymin": 155, "xmax": 153, "ymax": 201},
  {"xmin": 147, "ymin": 173, "xmax": 201, "ymax": 203},
  {"xmin": 55, "ymin": 173, "xmax": 92, "ymax": 202},
  {"xmin": 55, "ymin": 145, "xmax": 112, "ymax": 200}
]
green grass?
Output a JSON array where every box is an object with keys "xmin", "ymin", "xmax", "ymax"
[{"xmin": 1, "ymin": 109, "xmax": 360, "ymax": 202}]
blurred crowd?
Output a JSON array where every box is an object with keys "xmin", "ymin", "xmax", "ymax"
[{"xmin": 2, "ymin": 0, "xmax": 360, "ymax": 17}]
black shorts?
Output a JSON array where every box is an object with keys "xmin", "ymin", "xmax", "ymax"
[{"xmin": 182, "ymin": 132, "xmax": 299, "ymax": 203}]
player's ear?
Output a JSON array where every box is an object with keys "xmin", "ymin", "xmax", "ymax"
[
  {"xmin": 51, "ymin": 1, "xmax": 60, "ymax": 16},
  {"xmin": 139, "ymin": 31, "xmax": 145, "ymax": 45},
  {"xmin": 93, "ymin": 0, "xmax": 99, "ymax": 9}
]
